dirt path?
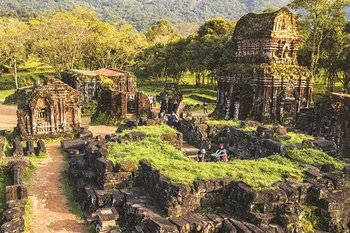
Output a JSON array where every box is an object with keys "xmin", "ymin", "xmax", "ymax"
[
  {"xmin": 0, "ymin": 103, "xmax": 17, "ymax": 128},
  {"xmin": 27, "ymin": 144, "xmax": 89, "ymax": 233}
]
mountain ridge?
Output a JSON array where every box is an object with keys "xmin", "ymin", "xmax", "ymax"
[{"xmin": 0, "ymin": 0, "xmax": 291, "ymax": 32}]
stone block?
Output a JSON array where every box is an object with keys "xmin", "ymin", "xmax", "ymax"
[
  {"xmin": 277, "ymin": 183, "xmax": 299, "ymax": 202},
  {"xmin": 81, "ymin": 170, "xmax": 97, "ymax": 183},
  {"xmin": 288, "ymin": 182, "xmax": 312, "ymax": 204},
  {"xmin": 12, "ymin": 140, "xmax": 24, "ymax": 157},
  {"xmin": 274, "ymin": 125, "xmax": 287, "ymax": 135},
  {"xmin": 313, "ymin": 138, "xmax": 336, "ymax": 153},
  {"xmin": 256, "ymin": 126, "xmax": 274, "ymax": 138},
  {"xmin": 192, "ymin": 213, "xmax": 214, "ymax": 232},
  {"xmin": 144, "ymin": 217, "xmax": 179, "ymax": 233},
  {"xmin": 5, "ymin": 185, "xmax": 27, "ymax": 201},
  {"xmin": 69, "ymin": 155, "xmax": 88, "ymax": 170},
  {"xmin": 180, "ymin": 214, "xmax": 202, "ymax": 231},
  {"xmin": 93, "ymin": 207, "xmax": 119, "ymax": 233},
  {"xmin": 25, "ymin": 140, "xmax": 35, "ymax": 156},
  {"xmin": 305, "ymin": 179, "xmax": 327, "ymax": 204},
  {"xmin": 245, "ymin": 212, "xmax": 274, "ymax": 225},
  {"xmin": 115, "ymin": 161, "xmax": 138, "ymax": 172},
  {"xmin": 229, "ymin": 218, "xmax": 252, "ymax": 233},
  {"xmin": 5, "ymin": 199, "xmax": 26, "ymax": 209},
  {"xmin": 95, "ymin": 189, "xmax": 112, "ymax": 208},
  {"xmin": 169, "ymin": 217, "xmax": 191, "ymax": 233},
  {"xmin": 36, "ymin": 139, "xmax": 46, "ymax": 153},
  {"xmin": 243, "ymin": 222, "xmax": 264, "ymax": 233},
  {"xmin": 222, "ymin": 219, "xmax": 238, "ymax": 233},
  {"xmin": 83, "ymin": 186, "xmax": 97, "ymax": 213},
  {"xmin": 323, "ymin": 173, "xmax": 346, "ymax": 190},
  {"xmin": 253, "ymin": 189, "xmax": 287, "ymax": 204},
  {"xmin": 206, "ymin": 213, "xmax": 224, "ymax": 229},
  {"xmin": 97, "ymin": 147, "xmax": 108, "ymax": 158},
  {"xmin": 321, "ymin": 164, "xmax": 335, "ymax": 173},
  {"xmin": 61, "ymin": 138, "xmax": 88, "ymax": 151},
  {"xmin": 112, "ymin": 190, "xmax": 126, "ymax": 207}
]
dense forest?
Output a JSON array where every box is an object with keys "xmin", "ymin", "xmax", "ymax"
[{"xmin": 0, "ymin": 0, "xmax": 291, "ymax": 33}]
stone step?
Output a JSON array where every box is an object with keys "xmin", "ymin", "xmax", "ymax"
[
  {"xmin": 181, "ymin": 142, "xmax": 200, "ymax": 159},
  {"xmin": 119, "ymin": 188, "xmax": 163, "ymax": 226}
]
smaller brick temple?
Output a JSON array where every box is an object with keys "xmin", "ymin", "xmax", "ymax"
[
  {"xmin": 63, "ymin": 68, "xmax": 152, "ymax": 122},
  {"xmin": 62, "ymin": 68, "xmax": 133, "ymax": 103},
  {"xmin": 17, "ymin": 76, "xmax": 83, "ymax": 139},
  {"xmin": 214, "ymin": 7, "xmax": 313, "ymax": 124}
]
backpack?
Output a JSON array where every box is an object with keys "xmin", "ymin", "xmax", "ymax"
[{"xmin": 172, "ymin": 114, "xmax": 179, "ymax": 123}]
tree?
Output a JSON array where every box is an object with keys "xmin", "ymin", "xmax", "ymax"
[
  {"xmin": 30, "ymin": 7, "xmax": 99, "ymax": 75},
  {"xmin": 145, "ymin": 20, "xmax": 180, "ymax": 45},
  {"xmin": 289, "ymin": 0, "xmax": 350, "ymax": 77},
  {"xmin": 83, "ymin": 22, "xmax": 148, "ymax": 70},
  {"xmin": 0, "ymin": 17, "xmax": 29, "ymax": 88},
  {"xmin": 319, "ymin": 19, "xmax": 350, "ymax": 92},
  {"xmin": 186, "ymin": 17, "xmax": 235, "ymax": 85}
]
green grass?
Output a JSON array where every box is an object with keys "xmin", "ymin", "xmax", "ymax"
[
  {"xmin": 0, "ymin": 89, "xmax": 15, "ymax": 100},
  {"xmin": 138, "ymin": 80, "xmax": 217, "ymax": 111},
  {"xmin": 287, "ymin": 148, "xmax": 346, "ymax": 170},
  {"xmin": 206, "ymin": 120, "xmax": 241, "ymax": 127},
  {"xmin": 278, "ymin": 132, "xmax": 314, "ymax": 146},
  {"xmin": 0, "ymin": 71, "xmax": 55, "ymax": 90},
  {"xmin": 108, "ymin": 125, "xmax": 305, "ymax": 190}
]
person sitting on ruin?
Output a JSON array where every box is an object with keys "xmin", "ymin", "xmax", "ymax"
[
  {"xmin": 197, "ymin": 149, "xmax": 206, "ymax": 162},
  {"xmin": 212, "ymin": 143, "xmax": 228, "ymax": 162}
]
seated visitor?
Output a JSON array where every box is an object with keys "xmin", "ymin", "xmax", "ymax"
[
  {"xmin": 211, "ymin": 143, "xmax": 228, "ymax": 162},
  {"xmin": 197, "ymin": 149, "xmax": 206, "ymax": 162}
]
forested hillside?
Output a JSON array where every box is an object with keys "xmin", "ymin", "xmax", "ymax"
[{"xmin": 0, "ymin": 0, "xmax": 291, "ymax": 33}]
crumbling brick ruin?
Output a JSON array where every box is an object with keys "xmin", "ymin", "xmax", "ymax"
[
  {"xmin": 16, "ymin": 76, "xmax": 83, "ymax": 139},
  {"xmin": 215, "ymin": 7, "xmax": 313, "ymax": 125},
  {"xmin": 62, "ymin": 68, "xmax": 152, "ymax": 122},
  {"xmin": 61, "ymin": 131, "xmax": 350, "ymax": 233},
  {"xmin": 297, "ymin": 92, "xmax": 350, "ymax": 157}
]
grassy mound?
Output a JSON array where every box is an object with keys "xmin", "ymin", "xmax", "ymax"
[{"xmin": 107, "ymin": 125, "xmax": 345, "ymax": 190}]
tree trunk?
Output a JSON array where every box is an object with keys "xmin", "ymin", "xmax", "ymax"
[{"xmin": 14, "ymin": 57, "xmax": 18, "ymax": 90}]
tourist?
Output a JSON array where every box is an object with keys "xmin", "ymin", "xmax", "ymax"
[
  {"xmin": 197, "ymin": 149, "xmax": 206, "ymax": 162},
  {"xmin": 153, "ymin": 96, "xmax": 157, "ymax": 107},
  {"xmin": 163, "ymin": 113, "xmax": 169, "ymax": 124},
  {"xmin": 203, "ymin": 102, "xmax": 208, "ymax": 113},
  {"xmin": 212, "ymin": 143, "xmax": 228, "ymax": 162},
  {"xmin": 172, "ymin": 111, "xmax": 179, "ymax": 128}
]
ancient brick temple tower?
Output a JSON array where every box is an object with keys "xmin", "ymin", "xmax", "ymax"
[
  {"xmin": 215, "ymin": 7, "xmax": 313, "ymax": 124},
  {"xmin": 17, "ymin": 76, "xmax": 83, "ymax": 139}
]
